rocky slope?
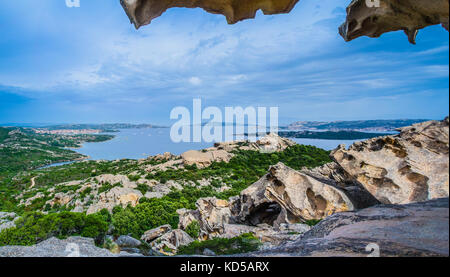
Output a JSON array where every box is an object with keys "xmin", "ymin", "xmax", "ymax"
[
  {"xmin": 331, "ymin": 117, "xmax": 449, "ymax": 204},
  {"xmin": 166, "ymin": 118, "xmax": 449, "ymax": 256},
  {"xmin": 120, "ymin": 0, "xmax": 449, "ymax": 43},
  {"xmin": 0, "ymin": 119, "xmax": 448, "ymax": 257}
]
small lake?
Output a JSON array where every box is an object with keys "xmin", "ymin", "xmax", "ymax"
[{"xmin": 69, "ymin": 128, "xmax": 363, "ymax": 161}]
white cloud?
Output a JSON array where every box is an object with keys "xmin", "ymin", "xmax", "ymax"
[{"xmin": 188, "ymin": 76, "xmax": 203, "ymax": 86}]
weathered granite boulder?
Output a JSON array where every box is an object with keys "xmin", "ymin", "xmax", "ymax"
[
  {"xmin": 115, "ymin": 235, "xmax": 142, "ymax": 248},
  {"xmin": 255, "ymin": 133, "xmax": 296, "ymax": 153},
  {"xmin": 0, "ymin": 237, "xmax": 115, "ymax": 257},
  {"xmin": 181, "ymin": 149, "xmax": 234, "ymax": 169},
  {"xmin": 245, "ymin": 198, "xmax": 449, "ymax": 257},
  {"xmin": 141, "ymin": 224, "xmax": 172, "ymax": 243},
  {"xmin": 150, "ymin": 229, "xmax": 194, "ymax": 256},
  {"xmin": 177, "ymin": 208, "xmax": 200, "ymax": 230},
  {"xmin": 331, "ymin": 118, "xmax": 449, "ymax": 204},
  {"xmin": 86, "ymin": 186, "xmax": 143, "ymax": 214},
  {"xmin": 340, "ymin": 0, "xmax": 449, "ymax": 44},
  {"xmin": 239, "ymin": 162, "xmax": 355, "ymax": 225},
  {"xmin": 196, "ymin": 197, "xmax": 234, "ymax": 237}
]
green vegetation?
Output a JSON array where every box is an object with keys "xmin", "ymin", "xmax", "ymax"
[
  {"xmin": 305, "ymin": 219, "xmax": 321, "ymax": 226},
  {"xmin": 0, "ymin": 134, "xmax": 332, "ymax": 246},
  {"xmin": 110, "ymin": 145, "xmax": 331, "ymax": 239},
  {"xmin": 0, "ymin": 127, "xmax": 113, "ymax": 180},
  {"xmin": 145, "ymin": 145, "xmax": 331, "ymax": 201},
  {"xmin": 185, "ymin": 220, "xmax": 201, "ymax": 239},
  {"xmin": 177, "ymin": 233, "xmax": 261, "ymax": 255},
  {"xmin": 0, "ymin": 210, "xmax": 110, "ymax": 246},
  {"xmin": 111, "ymin": 198, "xmax": 184, "ymax": 239}
]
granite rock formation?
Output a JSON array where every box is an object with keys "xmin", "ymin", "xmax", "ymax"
[
  {"xmin": 245, "ymin": 198, "xmax": 449, "ymax": 257},
  {"xmin": 331, "ymin": 118, "xmax": 449, "ymax": 204},
  {"xmin": 120, "ymin": 0, "xmax": 449, "ymax": 43},
  {"xmin": 120, "ymin": 0, "xmax": 299, "ymax": 28},
  {"xmin": 339, "ymin": 0, "xmax": 449, "ymax": 44}
]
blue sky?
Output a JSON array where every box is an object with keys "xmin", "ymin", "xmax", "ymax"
[{"xmin": 0, "ymin": 0, "xmax": 448, "ymax": 126}]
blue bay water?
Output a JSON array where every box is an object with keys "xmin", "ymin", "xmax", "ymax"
[{"xmin": 70, "ymin": 128, "xmax": 362, "ymax": 161}]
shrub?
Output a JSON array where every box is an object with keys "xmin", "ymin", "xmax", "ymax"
[
  {"xmin": 185, "ymin": 220, "xmax": 200, "ymax": 239},
  {"xmin": 177, "ymin": 233, "xmax": 261, "ymax": 255},
  {"xmin": 0, "ymin": 211, "xmax": 109, "ymax": 246},
  {"xmin": 111, "ymin": 198, "xmax": 185, "ymax": 239}
]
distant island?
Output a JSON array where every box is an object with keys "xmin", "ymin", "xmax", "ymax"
[
  {"xmin": 41, "ymin": 123, "xmax": 168, "ymax": 133},
  {"xmin": 286, "ymin": 119, "xmax": 429, "ymax": 132},
  {"xmin": 278, "ymin": 130, "xmax": 391, "ymax": 140}
]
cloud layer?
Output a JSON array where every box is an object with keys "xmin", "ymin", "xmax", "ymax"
[{"xmin": 0, "ymin": 0, "xmax": 448, "ymax": 124}]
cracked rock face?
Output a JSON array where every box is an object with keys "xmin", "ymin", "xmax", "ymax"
[
  {"xmin": 120, "ymin": 0, "xmax": 299, "ymax": 29},
  {"xmin": 239, "ymin": 162, "xmax": 355, "ymax": 225},
  {"xmin": 339, "ymin": 0, "xmax": 450, "ymax": 44},
  {"xmin": 331, "ymin": 117, "xmax": 449, "ymax": 205}
]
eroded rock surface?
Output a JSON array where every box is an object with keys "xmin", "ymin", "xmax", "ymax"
[
  {"xmin": 239, "ymin": 162, "xmax": 355, "ymax": 225},
  {"xmin": 0, "ymin": 237, "xmax": 116, "ymax": 257},
  {"xmin": 246, "ymin": 198, "xmax": 449, "ymax": 257},
  {"xmin": 120, "ymin": 0, "xmax": 299, "ymax": 28},
  {"xmin": 340, "ymin": 0, "xmax": 449, "ymax": 44},
  {"xmin": 120, "ymin": 0, "xmax": 449, "ymax": 44},
  {"xmin": 331, "ymin": 118, "xmax": 449, "ymax": 204},
  {"xmin": 181, "ymin": 149, "xmax": 234, "ymax": 169}
]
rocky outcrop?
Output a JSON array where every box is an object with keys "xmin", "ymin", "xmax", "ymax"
[
  {"xmin": 86, "ymin": 186, "xmax": 143, "ymax": 214},
  {"xmin": 150, "ymin": 229, "xmax": 194, "ymax": 255},
  {"xmin": 141, "ymin": 224, "xmax": 173, "ymax": 243},
  {"xmin": 181, "ymin": 149, "xmax": 234, "ymax": 169},
  {"xmin": 239, "ymin": 162, "xmax": 355, "ymax": 225},
  {"xmin": 120, "ymin": 0, "xmax": 299, "ymax": 28},
  {"xmin": 246, "ymin": 198, "xmax": 449, "ymax": 257},
  {"xmin": 0, "ymin": 237, "xmax": 116, "ymax": 257},
  {"xmin": 255, "ymin": 133, "xmax": 296, "ymax": 153},
  {"xmin": 180, "ymin": 133, "xmax": 295, "ymax": 168},
  {"xmin": 0, "ymin": 212, "xmax": 19, "ymax": 232},
  {"xmin": 331, "ymin": 118, "xmax": 449, "ymax": 204},
  {"xmin": 340, "ymin": 0, "xmax": 449, "ymax": 44}
]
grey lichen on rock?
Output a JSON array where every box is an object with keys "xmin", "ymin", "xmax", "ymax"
[
  {"xmin": 339, "ymin": 0, "xmax": 449, "ymax": 44},
  {"xmin": 120, "ymin": 0, "xmax": 300, "ymax": 29}
]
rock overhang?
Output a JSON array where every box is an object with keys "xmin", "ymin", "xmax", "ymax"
[{"xmin": 120, "ymin": 0, "xmax": 449, "ymax": 44}]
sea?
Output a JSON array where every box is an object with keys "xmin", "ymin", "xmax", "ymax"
[{"xmin": 68, "ymin": 128, "xmax": 363, "ymax": 161}]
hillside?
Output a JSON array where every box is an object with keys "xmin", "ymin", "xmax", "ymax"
[
  {"xmin": 0, "ymin": 127, "xmax": 114, "ymax": 179},
  {"xmin": 287, "ymin": 119, "xmax": 428, "ymax": 132}
]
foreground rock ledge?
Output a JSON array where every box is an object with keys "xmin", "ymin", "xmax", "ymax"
[{"xmin": 244, "ymin": 198, "xmax": 449, "ymax": 257}]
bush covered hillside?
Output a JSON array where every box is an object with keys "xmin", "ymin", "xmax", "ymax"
[
  {"xmin": 0, "ymin": 127, "xmax": 113, "ymax": 179},
  {"xmin": 0, "ymin": 140, "xmax": 332, "ymax": 248}
]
